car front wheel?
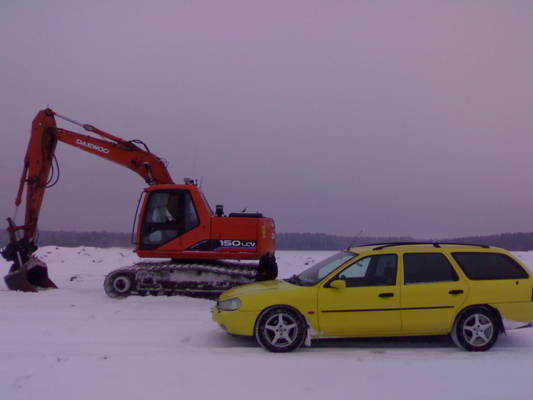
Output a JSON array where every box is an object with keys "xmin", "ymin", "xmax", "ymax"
[
  {"xmin": 254, "ymin": 306, "xmax": 307, "ymax": 352},
  {"xmin": 452, "ymin": 307, "xmax": 499, "ymax": 351}
]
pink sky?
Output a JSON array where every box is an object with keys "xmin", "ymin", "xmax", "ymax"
[{"xmin": 0, "ymin": 0, "xmax": 531, "ymax": 237}]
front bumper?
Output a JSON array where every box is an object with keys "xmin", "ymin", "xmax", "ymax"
[{"xmin": 211, "ymin": 306, "xmax": 258, "ymax": 337}]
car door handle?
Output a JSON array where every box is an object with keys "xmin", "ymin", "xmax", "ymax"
[
  {"xmin": 448, "ymin": 289, "xmax": 464, "ymax": 295},
  {"xmin": 379, "ymin": 292, "xmax": 394, "ymax": 298}
]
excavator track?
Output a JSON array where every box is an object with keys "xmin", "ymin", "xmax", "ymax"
[{"xmin": 103, "ymin": 260, "xmax": 265, "ymax": 300}]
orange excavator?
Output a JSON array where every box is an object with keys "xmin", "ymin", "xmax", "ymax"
[{"xmin": 2, "ymin": 109, "xmax": 277, "ymax": 298}]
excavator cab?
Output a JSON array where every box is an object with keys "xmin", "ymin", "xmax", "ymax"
[
  {"xmin": 135, "ymin": 183, "xmax": 276, "ymax": 265},
  {"xmin": 138, "ymin": 188, "xmax": 200, "ymax": 250}
]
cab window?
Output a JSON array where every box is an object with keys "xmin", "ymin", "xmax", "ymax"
[
  {"xmin": 139, "ymin": 190, "xmax": 199, "ymax": 249},
  {"xmin": 403, "ymin": 253, "xmax": 458, "ymax": 284},
  {"xmin": 332, "ymin": 254, "xmax": 397, "ymax": 287}
]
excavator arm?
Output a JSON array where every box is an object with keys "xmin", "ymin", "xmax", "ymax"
[{"xmin": 2, "ymin": 108, "xmax": 174, "ymax": 291}]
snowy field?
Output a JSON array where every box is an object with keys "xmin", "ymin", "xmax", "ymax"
[{"xmin": 1, "ymin": 247, "xmax": 533, "ymax": 400}]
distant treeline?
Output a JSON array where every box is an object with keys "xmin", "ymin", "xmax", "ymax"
[
  {"xmin": 0, "ymin": 231, "xmax": 132, "ymax": 249},
  {"xmin": 1, "ymin": 230, "xmax": 533, "ymax": 251},
  {"xmin": 277, "ymin": 232, "xmax": 533, "ymax": 251}
]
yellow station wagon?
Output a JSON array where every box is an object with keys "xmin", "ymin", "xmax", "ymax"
[{"xmin": 212, "ymin": 243, "xmax": 533, "ymax": 352}]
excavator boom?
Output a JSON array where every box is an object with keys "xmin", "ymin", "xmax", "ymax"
[
  {"xmin": 3, "ymin": 108, "xmax": 174, "ymax": 291},
  {"xmin": 10, "ymin": 109, "xmax": 173, "ymax": 240}
]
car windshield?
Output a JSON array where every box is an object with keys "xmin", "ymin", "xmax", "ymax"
[{"xmin": 285, "ymin": 252, "xmax": 357, "ymax": 286}]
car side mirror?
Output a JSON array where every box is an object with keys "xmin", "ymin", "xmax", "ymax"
[{"xmin": 329, "ymin": 280, "xmax": 346, "ymax": 289}]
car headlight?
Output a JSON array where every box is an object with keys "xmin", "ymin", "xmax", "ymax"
[{"xmin": 217, "ymin": 297, "xmax": 241, "ymax": 311}]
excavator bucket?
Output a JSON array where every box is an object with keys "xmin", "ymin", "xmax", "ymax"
[{"xmin": 4, "ymin": 257, "xmax": 57, "ymax": 292}]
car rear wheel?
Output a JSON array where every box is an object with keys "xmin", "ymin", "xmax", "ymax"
[
  {"xmin": 254, "ymin": 306, "xmax": 307, "ymax": 352},
  {"xmin": 452, "ymin": 307, "xmax": 499, "ymax": 351}
]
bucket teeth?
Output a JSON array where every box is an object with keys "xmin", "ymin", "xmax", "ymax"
[
  {"xmin": 4, "ymin": 270, "xmax": 39, "ymax": 292},
  {"xmin": 3, "ymin": 256, "xmax": 57, "ymax": 292}
]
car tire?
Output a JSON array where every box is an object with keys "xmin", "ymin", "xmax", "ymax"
[
  {"xmin": 254, "ymin": 306, "xmax": 307, "ymax": 352},
  {"xmin": 452, "ymin": 307, "xmax": 499, "ymax": 351},
  {"xmin": 104, "ymin": 272, "xmax": 134, "ymax": 298}
]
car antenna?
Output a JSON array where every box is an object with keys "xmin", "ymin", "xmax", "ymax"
[{"xmin": 347, "ymin": 229, "xmax": 364, "ymax": 249}]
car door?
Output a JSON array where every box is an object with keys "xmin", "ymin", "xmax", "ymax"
[
  {"xmin": 400, "ymin": 252, "xmax": 468, "ymax": 334},
  {"xmin": 317, "ymin": 254, "xmax": 402, "ymax": 337}
]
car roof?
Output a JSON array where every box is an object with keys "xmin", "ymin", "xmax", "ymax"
[{"xmin": 347, "ymin": 242, "xmax": 506, "ymax": 254}]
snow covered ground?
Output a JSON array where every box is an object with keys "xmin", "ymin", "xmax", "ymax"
[{"xmin": 1, "ymin": 247, "xmax": 532, "ymax": 400}]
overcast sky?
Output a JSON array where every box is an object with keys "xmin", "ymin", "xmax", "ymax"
[{"xmin": 1, "ymin": 0, "xmax": 531, "ymax": 238}]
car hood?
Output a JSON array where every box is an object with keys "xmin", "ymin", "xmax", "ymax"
[{"xmin": 220, "ymin": 279, "xmax": 298, "ymax": 299}]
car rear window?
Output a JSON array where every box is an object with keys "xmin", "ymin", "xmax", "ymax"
[{"xmin": 452, "ymin": 252, "xmax": 529, "ymax": 280}]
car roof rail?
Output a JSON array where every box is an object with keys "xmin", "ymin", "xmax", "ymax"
[
  {"xmin": 436, "ymin": 242, "xmax": 491, "ymax": 249},
  {"xmin": 355, "ymin": 242, "xmax": 491, "ymax": 251}
]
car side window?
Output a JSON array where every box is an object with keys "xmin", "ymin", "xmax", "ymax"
[
  {"xmin": 403, "ymin": 253, "xmax": 459, "ymax": 284},
  {"xmin": 334, "ymin": 254, "xmax": 397, "ymax": 287}
]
